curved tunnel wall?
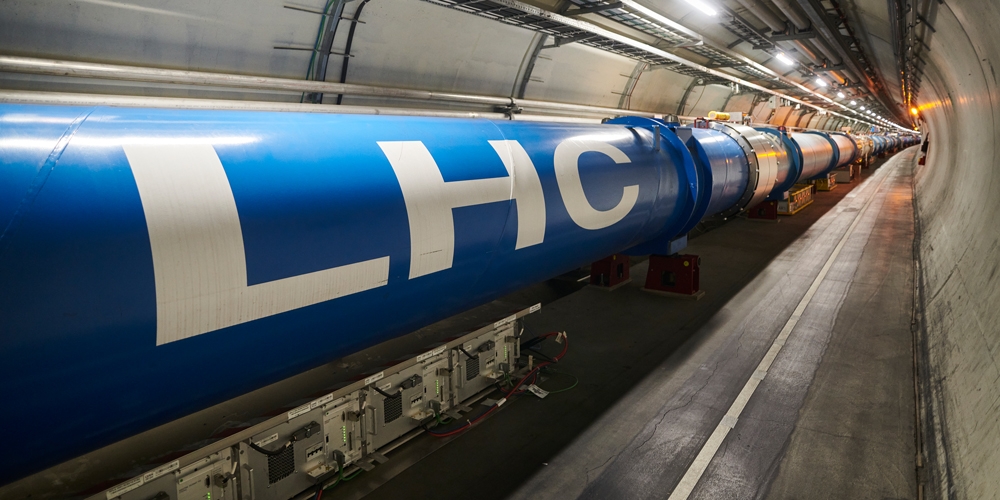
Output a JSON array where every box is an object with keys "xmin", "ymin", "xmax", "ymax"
[
  {"xmin": 912, "ymin": 0, "xmax": 1000, "ymax": 497},
  {"xmin": 0, "ymin": 0, "xmax": 851, "ymax": 130}
]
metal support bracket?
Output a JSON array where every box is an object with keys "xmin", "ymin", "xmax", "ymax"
[{"xmin": 564, "ymin": 2, "xmax": 624, "ymax": 17}]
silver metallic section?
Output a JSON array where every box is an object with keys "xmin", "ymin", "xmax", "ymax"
[
  {"xmin": 755, "ymin": 129, "xmax": 793, "ymax": 193},
  {"xmin": 791, "ymin": 132, "xmax": 836, "ymax": 179},
  {"xmin": 855, "ymin": 136, "xmax": 873, "ymax": 157},
  {"xmin": 0, "ymin": 56, "xmax": 652, "ymax": 119},
  {"xmin": 829, "ymin": 133, "xmax": 858, "ymax": 167},
  {"xmin": 711, "ymin": 122, "xmax": 783, "ymax": 214},
  {"xmin": 0, "ymin": 90, "xmax": 601, "ymax": 123}
]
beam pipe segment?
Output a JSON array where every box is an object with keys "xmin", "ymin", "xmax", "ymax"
[{"xmin": 0, "ymin": 104, "xmax": 703, "ymax": 483}]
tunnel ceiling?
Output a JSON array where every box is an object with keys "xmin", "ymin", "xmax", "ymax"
[
  {"xmin": 0, "ymin": 0, "xmax": 913, "ymax": 131},
  {"xmin": 840, "ymin": 0, "xmax": 935, "ymax": 127}
]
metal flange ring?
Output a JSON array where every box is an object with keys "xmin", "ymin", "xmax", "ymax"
[{"xmin": 712, "ymin": 122, "xmax": 782, "ymax": 217}]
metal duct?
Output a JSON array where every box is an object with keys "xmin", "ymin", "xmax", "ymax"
[
  {"xmin": 731, "ymin": 0, "xmax": 824, "ymax": 68},
  {"xmin": 0, "ymin": 56, "xmax": 655, "ymax": 120}
]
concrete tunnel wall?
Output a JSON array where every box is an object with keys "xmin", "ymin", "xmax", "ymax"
[
  {"xmin": 912, "ymin": 0, "xmax": 1000, "ymax": 497},
  {"xmin": 0, "ymin": 0, "xmax": 851, "ymax": 130}
]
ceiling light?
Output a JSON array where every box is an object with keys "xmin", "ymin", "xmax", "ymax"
[
  {"xmin": 910, "ymin": 107, "xmax": 919, "ymax": 115},
  {"xmin": 775, "ymin": 52, "xmax": 796, "ymax": 66},
  {"xmin": 837, "ymin": 92, "xmax": 845, "ymax": 98},
  {"xmin": 849, "ymin": 101, "xmax": 857, "ymax": 106},
  {"xmin": 859, "ymin": 106, "xmax": 865, "ymax": 110},
  {"xmin": 815, "ymin": 77, "xmax": 828, "ymax": 87},
  {"xmin": 682, "ymin": 0, "xmax": 717, "ymax": 16}
]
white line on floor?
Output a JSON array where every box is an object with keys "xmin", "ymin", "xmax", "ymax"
[{"xmin": 666, "ymin": 162, "xmax": 898, "ymax": 500}]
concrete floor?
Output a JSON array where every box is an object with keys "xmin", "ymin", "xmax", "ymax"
[{"xmin": 326, "ymin": 150, "xmax": 919, "ymax": 500}]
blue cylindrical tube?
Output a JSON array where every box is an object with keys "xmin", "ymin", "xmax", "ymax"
[
  {"xmin": 685, "ymin": 127, "xmax": 749, "ymax": 216},
  {"xmin": 0, "ymin": 104, "xmax": 708, "ymax": 483},
  {"xmin": 792, "ymin": 131, "xmax": 838, "ymax": 179}
]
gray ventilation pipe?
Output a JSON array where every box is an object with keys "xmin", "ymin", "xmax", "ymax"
[
  {"xmin": 734, "ymin": 0, "xmax": 856, "ymax": 86},
  {"xmin": 770, "ymin": 0, "xmax": 809, "ymax": 33},
  {"xmin": 734, "ymin": 0, "xmax": 785, "ymax": 31},
  {"xmin": 770, "ymin": 0, "xmax": 841, "ymax": 65},
  {"xmin": 790, "ymin": 40, "xmax": 824, "ymax": 66},
  {"xmin": 771, "ymin": 0, "xmax": 867, "ymax": 87},
  {"xmin": 733, "ymin": 0, "xmax": 823, "ymax": 67}
]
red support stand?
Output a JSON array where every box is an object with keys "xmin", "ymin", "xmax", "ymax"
[
  {"xmin": 747, "ymin": 200, "xmax": 779, "ymax": 221},
  {"xmin": 643, "ymin": 254, "xmax": 705, "ymax": 299},
  {"xmin": 589, "ymin": 254, "xmax": 631, "ymax": 290}
]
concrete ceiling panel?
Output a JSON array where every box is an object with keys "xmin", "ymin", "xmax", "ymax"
[
  {"xmin": 0, "ymin": 0, "xmax": 313, "ymax": 77},
  {"xmin": 723, "ymin": 93, "xmax": 757, "ymax": 113},
  {"xmin": 345, "ymin": 2, "xmax": 533, "ymax": 97},
  {"xmin": 522, "ymin": 43, "xmax": 637, "ymax": 109},
  {"xmin": 685, "ymin": 84, "xmax": 732, "ymax": 116},
  {"xmin": 770, "ymin": 106, "xmax": 795, "ymax": 125},
  {"xmin": 626, "ymin": 69, "xmax": 694, "ymax": 114}
]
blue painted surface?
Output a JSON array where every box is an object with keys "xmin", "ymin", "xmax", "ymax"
[
  {"xmin": 0, "ymin": 104, "xmax": 914, "ymax": 485},
  {"xmin": 604, "ymin": 116, "xmax": 700, "ymax": 255},
  {"xmin": 0, "ymin": 104, "xmax": 700, "ymax": 484},
  {"xmin": 684, "ymin": 128, "xmax": 749, "ymax": 216}
]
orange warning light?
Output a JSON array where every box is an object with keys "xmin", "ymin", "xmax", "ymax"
[{"xmin": 910, "ymin": 107, "xmax": 919, "ymax": 116}]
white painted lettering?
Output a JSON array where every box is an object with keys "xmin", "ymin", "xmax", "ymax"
[
  {"xmin": 379, "ymin": 140, "xmax": 545, "ymax": 279},
  {"xmin": 553, "ymin": 139, "xmax": 638, "ymax": 230},
  {"xmin": 125, "ymin": 144, "xmax": 390, "ymax": 345}
]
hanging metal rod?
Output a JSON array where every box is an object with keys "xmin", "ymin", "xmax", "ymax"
[{"xmin": 0, "ymin": 55, "xmax": 654, "ymax": 118}]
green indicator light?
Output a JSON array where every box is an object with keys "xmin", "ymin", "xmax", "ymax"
[
  {"xmin": 436, "ymin": 379, "xmax": 440, "ymax": 395},
  {"xmin": 342, "ymin": 425, "xmax": 347, "ymax": 443},
  {"xmin": 504, "ymin": 345, "xmax": 508, "ymax": 361}
]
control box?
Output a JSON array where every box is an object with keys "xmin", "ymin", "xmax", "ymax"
[{"xmin": 93, "ymin": 304, "xmax": 539, "ymax": 500}]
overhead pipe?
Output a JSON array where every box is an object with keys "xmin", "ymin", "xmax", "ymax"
[
  {"xmin": 0, "ymin": 90, "xmax": 617, "ymax": 124},
  {"xmin": 732, "ymin": 0, "xmax": 854, "ymax": 87},
  {"xmin": 0, "ymin": 101, "xmax": 911, "ymax": 483},
  {"xmin": 733, "ymin": 0, "xmax": 786, "ymax": 31},
  {"xmin": 0, "ymin": 56, "xmax": 655, "ymax": 120},
  {"xmin": 788, "ymin": 39, "xmax": 825, "ymax": 67},
  {"xmin": 769, "ymin": 0, "xmax": 842, "ymax": 68},
  {"xmin": 731, "ymin": 0, "xmax": 823, "ymax": 68},
  {"xmin": 0, "ymin": 49, "xmax": 897, "ymax": 131},
  {"xmin": 769, "ymin": 0, "xmax": 811, "ymax": 32},
  {"xmin": 0, "ymin": 90, "xmax": 509, "ymax": 119},
  {"xmin": 792, "ymin": 0, "xmax": 877, "ymax": 99},
  {"xmin": 766, "ymin": 0, "xmax": 858, "ymax": 86}
]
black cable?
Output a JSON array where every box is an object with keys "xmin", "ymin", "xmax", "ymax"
[
  {"xmin": 518, "ymin": 332, "xmax": 548, "ymax": 351},
  {"xmin": 523, "ymin": 346, "xmax": 557, "ymax": 364},
  {"xmin": 458, "ymin": 347, "xmax": 477, "ymax": 360},
  {"xmin": 249, "ymin": 440, "xmax": 290, "ymax": 457},
  {"xmin": 371, "ymin": 385, "xmax": 397, "ymax": 399},
  {"xmin": 335, "ymin": 0, "xmax": 372, "ymax": 105}
]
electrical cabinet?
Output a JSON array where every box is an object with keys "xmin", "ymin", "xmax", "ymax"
[{"xmin": 95, "ymin": 304, "xmax": 539, "ymax": 500}]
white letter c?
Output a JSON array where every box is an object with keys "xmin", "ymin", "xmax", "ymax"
[{"xmin": 554, "ymin": 139, "xmax": 638, "ymax": 230}]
